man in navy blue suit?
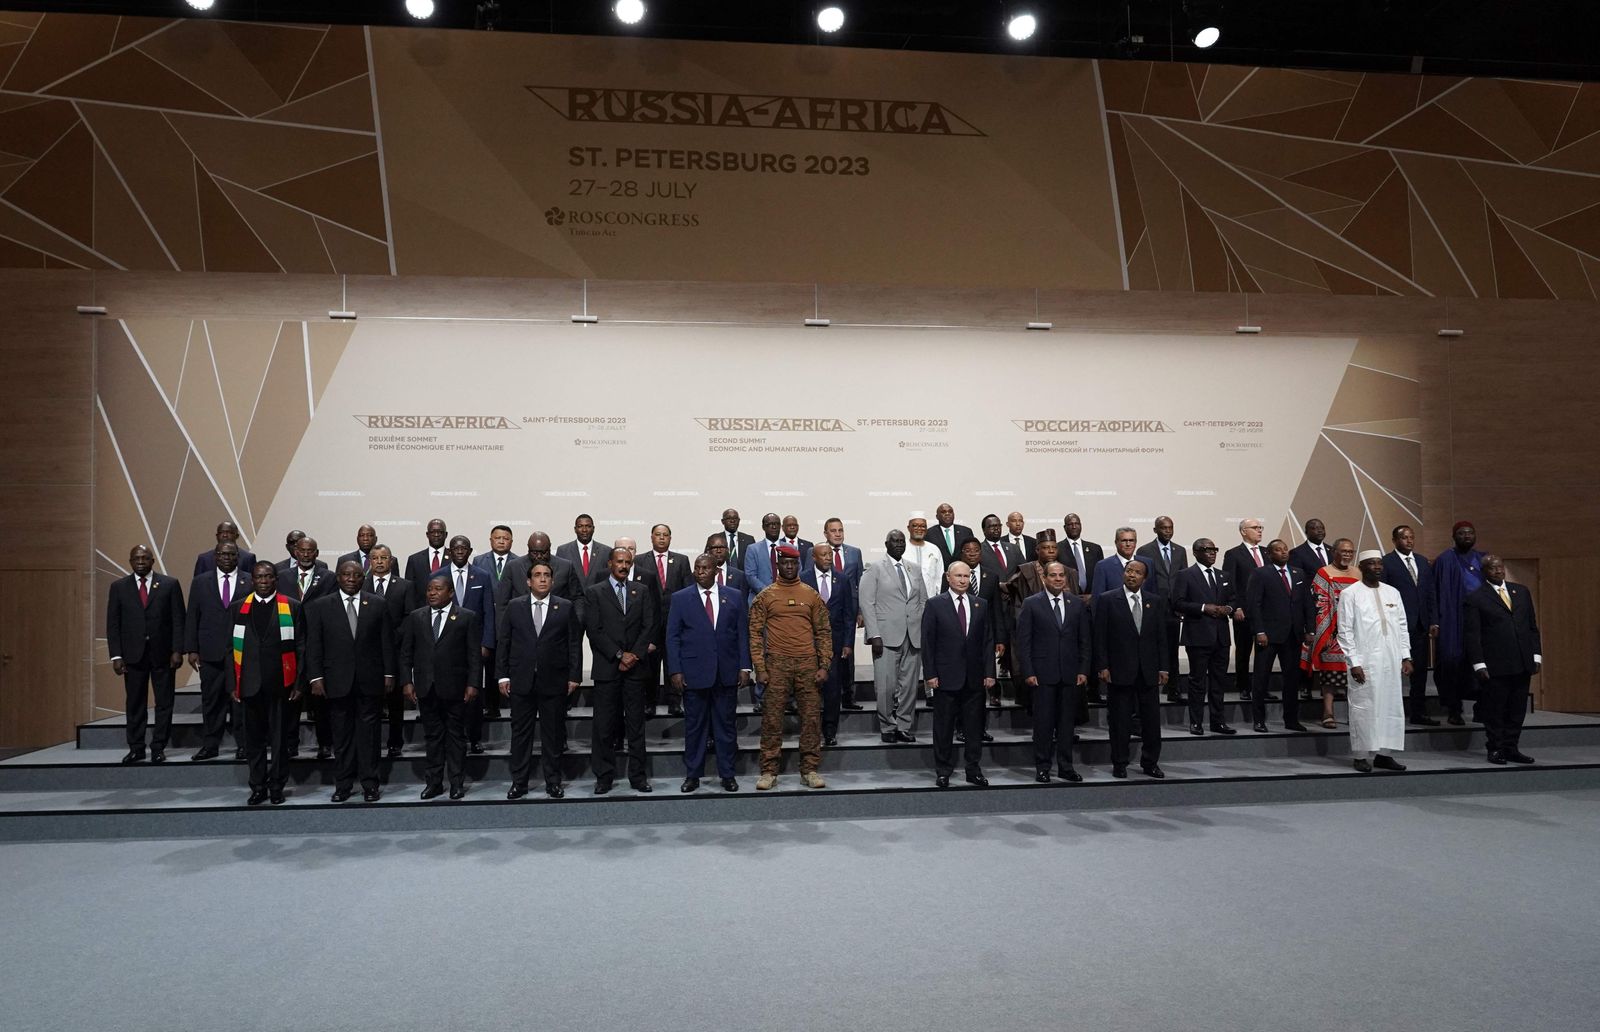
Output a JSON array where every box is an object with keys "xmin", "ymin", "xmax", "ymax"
[
  {"xmin": 1012, "ymin": 560, "xmax": 1091, "ymax": 782},
  {"xmin": 1244, "ymin": 539, "xmax": 1310, "ymax": 732},
  {"xmin": 1381, "ymin": 524, "xmax": 1440, "ymax": 725},
  {"xmin": 1090, "ymin": 527, "xmax": 1146, "ymax": 595},
  {"xmin": 183, "ymin": 541, "xmax": 254, "ymax": 760},
  {"xmin": 921, "ymin": 560, "xmax": 997, "ymax": 788},
  {"xmin": 667, "ymin": 554, "xmax": 750, "ymax": 793},
  {"xmin": 821, "ymin": 517, "xmax": 865, "ymax": 585},
  {"xmin": 1169, "ymin": 539, "xmax": 1238, "ymax": 737},
  {"xmin": 440, "ymin": 534, "xmax": 497, "ymax": 753},
  {"xmin": 801, "ymin": 543, "xmax": 859, "ymax": 746},
  {"xmin": 193, "ymin": 520, "xmax": 256, "ymax": 578},
  {"xmin": 1094, "ymin": 559, "xmax": 1170, "ymax": 778}
]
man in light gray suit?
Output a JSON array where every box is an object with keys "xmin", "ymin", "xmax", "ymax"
[{"xmin": 860, "ymin": 528, "xmax": 927, "ymax": 744}]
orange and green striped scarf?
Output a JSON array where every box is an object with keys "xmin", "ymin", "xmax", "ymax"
[{"xmin": 232, "ymin": 594, "xmax": 296, "ymax": 699}]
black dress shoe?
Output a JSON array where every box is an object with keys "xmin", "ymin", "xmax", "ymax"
[
  {"xmin": 363, "ymin": 787, "xmax": 381, "ymax": 802},
  {"xmin": 233, "ymin": 747, "xmax": 246, "ymax": 760},
  {"xmin": 1252, "ymin": 721, "xmax": 1269, "ymax": 733},
  {"xmin": 190, "ymin": 747, "xmax": 218, "ymax": 761},
  {"xmin": 880, "ymin": 732, "xmax": 897, "ymax": 743},
  {"xmin": 246, "ymin": 788, "xmax": 268, "ymax": 806},
  {"xmin": 823, "ymin": 736, "xmax": 838, "ymax": 747},
  {"xmin": 448, "ymin": 784, "xmax": 466, "ymax": 800},
  {"xmin": 594, "ymin": 778, "xmax": 614, "ymax": 795},
  {"xmin": 269, "ymin": 787, "xmax": 286, "ymax": 804},
  {"xmin": 1210, "ymin": 723, "xmax": 1237, "ymax": 735},
  {"xmin": 981, "ymin": 731, "xmax": 995, "ymax": 743},
  {"xmin": 420, "ymin": 784, "xmax": 445, "ymax": 800},
  {"xmin": 1412, "ymin": 715, "xmax": 1440, "ymax": 726},
  {"xmin": 331, "ymin": 787, "xmax": 352, "ymax": 802},
  {"xmin": 954, "ymin": 730, "xmax": 966, "ymax": 743},
  {"xmin": 1141, "ymin": 765, "xmax": 1165, "ymax": 779},
  {"xmin": 1372, "ymin": 754, "xmax": 1407, "ymax": 771},
  {"xmin": 467, "ymin": 742, "xmax": 485, "ymax": 755},
  {"xmin": 1506, "ymin": 751, "xmax": 1535, "ymax": 764},
  {"xmin": 314, "ymin": 746, "xmax": 332, "ymax": 761},
  {"xmin": 988, "ymin": 696, "xmax": 1003, "ymax": 709},
  {"xmin": 1035, "ymin": 771, "xmax": 1051, "ymax": 783},
  {"xmin": 841, "ymin": 700, "xmax": 864, "ymax": 711},
  {"xmin": 150, "ymin": 749, "xmax": 167, "ymax": 764},
  {"xmin": 386, "ymin": 746, "xmax": 403, "ymax": 759},
  {"xmin": 1262, "ymin": 693, "xmax": 1279, "ymax": 702},
  {"xmin": 1486, "ymin": 751, "xmax": 1507, "ymax": 765},
  {"xmin": 507, "ymin": 784, "xmax": 528, "ymax": 800},
  {"xmin": 667, "ymin": 702, "xmax": 685, "ymax": 717},
  {"xmin": 1189, "ymin": 723, "xmax": 1205, "ymax": 736},
  {"xmin": 546, "ymin": 782, "xmax": 565, "ymax": 798},
  {"xmin": 1353, "ymin": 757, "xmax": 1373, "ymax": 773},
  {"xmin": 721, "ymin": 778, "xmax": 739, "ymax": 792},
  {"xmin": 1239, "ymin": 691, "xmax": 1253, "ymax": 702},
  {"xmin": 965, "ymin": 771, "xmax": 990, "ymax": 787},
  {"xmin": 895, "ymin": 730, "xmax": 918, "ymax": 744},
  {"xmin": 1284, "ymin": 721, "xmax": 1308, "ymax": 732},
  {"xmin": 751, "ymin": 701, "xmax": 764, "ymax": 716},
  {"xmin": 121, "ymin": 750, "xmax": 145, "ymax": 765},
  {"xmin": 1111, "ymin": 765, "xmax": 1128, "ymax": 779},
  {"xmin": 1447, "ymin": 713, "xmax": 1466, "ymax": 726},
  {"xmin": 285, "ymin": 745, "xmax": 300, "ymax": 758},
  {"xmin": 630, "ymin": 780, "xmax": 653, "ymax": 793},
  {"xmin": 680, "ymin": 777, "xmax": 700, "ymax": 793},
  {"xmin": 785, "ymin": 702, "xmax": 797, "ymax": 715},
  {"xmin": 1059, "ymin": 768, "xmax": 1083, "ymax": 783},
  {"xmin": 935, "ymin": 774, "xmax": 950, "ymax": 788}
]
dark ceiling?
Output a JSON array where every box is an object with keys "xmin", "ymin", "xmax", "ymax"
[{"xmin": 10, "ymin": 1, "xmax": 1600, "ymax": 82}]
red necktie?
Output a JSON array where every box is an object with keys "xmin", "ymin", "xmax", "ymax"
[
  {"xmin": 220, "ymin": 573, "xmax": 230, "ymax": 607},
  {"xmin": 993, "ymin": 543, "xmax": 1007, "ymax": 570},
  {"xmin": 769, "ymin": 543, "xmax": 777, "ymax": 577},
  {"xmin": 1279, "ymin": 567, "xmax": 1292, "ymax": 593},
  {"xmin": 581, "ymin": 545, "xmax": 590, "ymax": 578},
  {"xmin": 704, "ymin": 589, "xmax": 715, "ymax": 623},
  {"xmin": 717, "ymin": 569, "xmax": 725, "ymax": 587},
  {"xmin": 138, "ymin": 576, "xmax": 149, "ymax": 607},
  {"xmin": 430, "ymin": 550, "xmax": 440, "ymax": 573},
  {"xmin": 657, "ymin": 554, "xmax": 667, "ymax": 586},
  {"xmin": 1251, "ymin": 546, "xmax": 1262, "ymax": 567},
  {"xmin": 956, "ymin": 595, "xmax": 967, "ymax": 635},
  {"xmin": 834, "ymin": 549, "xmax": 843, "ymax": 572}
]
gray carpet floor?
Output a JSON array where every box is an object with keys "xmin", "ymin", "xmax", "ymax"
[{"xmin": 5, "ymin": 790, "xmax": 1600, "ymax": 1032}]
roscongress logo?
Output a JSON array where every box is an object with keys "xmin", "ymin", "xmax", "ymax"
[
  {"xmin": 526, "ymin": 86, "xmax": 985, "ymax": 137},
  {"xmin": 695, "ymin": 417, "xmax": 855, "ymax": 432},
  {"xmin": 1012, "ymin": 419, "xmax": 1176, "ymax": 433},
  {"xmin": 548, "ymin": 206, "xmax": 700, "ymax": 228},
  {"xmin": 544, "ymin": 206, "xmax": 565, "ymax": 226},
  {"xmin": 354, "ymin": 415, "xmax": 523, "ymax": 430}
]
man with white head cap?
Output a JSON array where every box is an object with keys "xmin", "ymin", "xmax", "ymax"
[{"xmin": 1337, "ymin": 550, "xmax": 1413, "ymax": 773}]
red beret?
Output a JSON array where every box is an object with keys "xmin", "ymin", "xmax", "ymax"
[{"xmin": 775, "ymin": 545, "xmax": 800, "ymax": 558}]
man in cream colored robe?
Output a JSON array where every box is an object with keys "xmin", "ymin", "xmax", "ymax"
[{"xmin": 1337, "ymin": 551, "xmax": 1413, "ymax": 773}]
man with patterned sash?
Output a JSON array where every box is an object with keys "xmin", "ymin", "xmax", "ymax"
[{"xmin": 226, "ymin": 561, "xmax": 306, "ymax": 806}]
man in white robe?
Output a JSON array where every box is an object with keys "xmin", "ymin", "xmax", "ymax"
[{"xmin": 1337, "ymin": 550, "xmax": 1413, "ymax": 773}]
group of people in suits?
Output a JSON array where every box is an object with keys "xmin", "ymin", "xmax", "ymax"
[{"xmin": 104, "ymin": 506, "xmax": 1543, "ymax": 802}]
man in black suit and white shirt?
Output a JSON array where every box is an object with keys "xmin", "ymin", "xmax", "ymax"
[
  {"xmin": 193, "ymin": 520, "xmax": 256, "ymax": 578},
  {"xmin": 403, "ymin": 518, "xmax": 450, "ymax": 611},
  {"xmin": 1244, "ymin": 539, "xmax": 1309, "ymax": 732},
  {"xmin": 1136, "ymin": 516, "xmax": 1188, "ymax": 701},
  {"xmin": 227, "ymin": 561, "xmax": 305, "ymax": 804},
  {"xmin": 336, "ymin": 523, "xmax": 378, "ymax": 575},
  {"xmin": 921, "ymin": 561, "xmax": 997, "ymax": 788},
  {"xmin": 977, "ymin": 513, "xmax": 1023, "ymax": 582},
  {"xmin": 703, "ymin": 534, "xmax": 748, "ymax": 592},
  {"xmin": 717, "ymin": 508, "xmax": 756, "ymax": 571},
  {"xmin": 501, "ymin": 531, "xmax": 583, "ymax": 610},
  {"xmin": 1223, "ymin": 517, "xmax": 1270, "ymax": 701},
  {"xmin": 106, "ymin": 544, "xmax": 186, "ymax": 764},
  {"xmin": 583, "ymin": 549, "xmax": 659, "ymax": 794},
  {"xmin": 1288, "ymin": 518, "xmax": 1331, "ymax": 583},
  {"xmin": 305, "ymin": 561, "xmax": 395, "ymax": 802},
  {"xmin": 364, "ymin": 545, "xmax": 410, "ymax": 758},
  {"xmin": 927, "ymin": 502, "xmax": 973, "ymax": 569},
  {"xmin": 1170, "ymin": 539, "xmax": 1237, "ymax": 737},
  {"xmin": 279, "ymin": 535, "xmax": 335, "ymax": 758},
  {"xmin": 183, "ymin": 541, "xmax": 253, "ymax": 760},
  {"xmin": 635, "ymin": 523, "xmax": 692, "ymax": 716},
  {"xmin": 956, "ymin": 537, "xmax": 1008, "ymax": 716},
  {"xmin": 399, "ymin": 573, "xmax": 482, "ymax": 800},
  {"xmin": 556, "ymin": 513, "xmax": 611, "ymax": 587},
  {"xmin": 1093, "ymin": 559, "xmax": 1169, "ymax": 779},
  {"xmin": 1012, "ymin": 561, "xmax": 1091, "ymax": 782},
  {"xmin": 498, "ymin": 560, "xmax": 583, "ymax": 799},
  {"xmin": 440, "ymin": 534, "xmax": 497, "ymax": 754},
  {"xmin": 1004, "ymin": 512, "xmax": 1036, "ymax": 564},
  {"xmin": 274, "ymin": 529, "xmax": 306, "ymax": 577},
  {"xmin": 1060, "ymin": 513, "xmax": 1104, "ymax": 604},
  {"xmin": 1464, "ymin": 555, "xmax": 1542, "ymax": 765}
]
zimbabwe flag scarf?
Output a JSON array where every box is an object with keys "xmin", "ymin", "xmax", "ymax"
[{"xmin": 232, "ymin": 594, "xmax": 296, "ymax": 700}]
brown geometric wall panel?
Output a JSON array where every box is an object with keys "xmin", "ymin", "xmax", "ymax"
[{"xmin": 0, "ymin": 12, "xmax": 389, "ymax": 273}]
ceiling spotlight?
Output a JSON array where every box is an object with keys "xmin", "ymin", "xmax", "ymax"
[
  {"xmin": 185, "ymin": 0, "xmax": 215, "ymax": 11},
  {"xmin": 1006, "ymin": 13, "xmax": 1037, "ymax": 41},
  {"xmin": 1193, "ymin": 25, "xmax": 1220, "ymax": 48},
  {"xmin": 614, "ymin": 0, "xmax": 646, "ymax": 25},
  {"xmin": 405, "ymin": 0, "xmax": 435, "ymax": 19},
  {"xmin": 817, "ymin": 6, "xmax": 845, "ymax": 33}
]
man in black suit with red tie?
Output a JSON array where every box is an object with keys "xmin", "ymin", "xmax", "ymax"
[
  {"xmin": 1170, "ymin": 539, "xmax": 1237, "ymax": 737},
  {"xmin": 227, "ymin": 562, "xmax": 305, "ymax": 804},
  {"xmin": 184, "ymin": 541, "xmax": 254, "ymax": 760},
  {"xmin": 193, "ymin": 520, "xmax": 256, "ymax": 577},
  {"xmin": 106, "ymin": 544, "xmax": 186, "ymax": 764},
  {"xmin": 364, "ymin": 545, "xmax": 410, "ymax": 758},
  {"xmin": 498, "ymin": 560, "xmax": 583, "ymax": 799},
  {"xmin": 306, "ymin": 561, "xmax": 395, "ymax": 802},
  {"xmin": 1464, "ymin": 555, "xmax": 1541, "ymax": 765},
  {"xmin": 400, "ymin": 572, "xmax": 482, "ymax": 800},
  {"xmin": 403, "ymin": 518, "xmax": 450, "ymax": 611},
  {"xmin": 1224, "ymin": 517, "xmax": 1270, "ymax": 701},
  {"xmin": 557, "ymin": 514, "xmax": 612, "ymax": 587},
  {"xmin": 703, "ymin": 534, "xmax": 748, "ymax": 592},
  {"xmin": 583, "ymin": 548, "xmax": 659, "ymax": 794},
  {"xmin": 1012, "ymin": 561, "xmax": 1091, "ymax": 782},
  {"xmin": 922, "ymin": 560, "xmax": 997, "ymax": 788},
  {"xmin": 1094, "ymin": 559, "xmax": 1169, "ymax": 779},
  {"xmin": 1244, "ymin": 539, "xmax": 1309, "ymax": 732},
  {"xmin": 636, "ymin": 524, "xmax": 692, "ymax": 716}
]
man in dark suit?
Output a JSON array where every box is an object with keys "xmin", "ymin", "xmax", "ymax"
[
  {"xmin": 1060, "ymin": 513, "xmax": 1104, "ymax": 603},
  {"xmin": 718, "ymin": 508, "xmax": 756, "ymax": 571},
  {"xmin": 800, "ymin": 543, "xmax": 859, "ymax": 747},
  {"xmin": 556, "ymin": 514, "xmax": 611, "ymax": 587},
  {"xmin": 635, "ymin": 524, "xmax": 693, "ymax": 715},
  {"xmin": 1288, "ymin": 518, "xmax": 1331, "ymax": 583},
  {"xmin": 1170, "ymin": 539, "xmax": 1237, "ymax": 737},
  {"xmin": 955, "ymin": 537, "xmax": 1009, "ymax": 716},
  {"xmin": 500, "ymin": 532, "xmax": 583, "ymax": 610},
  {"xmin": 703, "ymin": 534, "xmax": 748, "ymax": 592},
  {"xmin": 1245, "ymin": 539, "xmax": 1310, "ymax": 732},
  {"xmin": 106, "ymin": 544, "xmax": 186, "ymax": 764},
  {"xmin": 1012, "ymin": 560, "xmax": 1091, "ymax": 782},
  {"xmin": 472, "ymin": 524, "xmax": 517, "ymax": 592},
  {"xmin": 403, "ymin": 518, "xmax": 450, "ymax": 611},
  {"xmin": 977, "ymin": 513, "xmax": 1023, "ymax": 582},
  {"xmin": 742, "ymin": 512, "xmax": 785, "ymax": 598},
  {"xmin": 183, "ymin": 541, "xmax": 253, "ymax": 760},
  {"xmin": 336, "ymin": 523, "xmax": 378, "ymax": 575},
  {"xmin": 927, "ymin": 502, "xmax": 973, "ymax": 569},
  {"xmin": 193, "ymin": 520, "xmax": 256, "ymax": 577},
  {"xmin": 1464, "ymin": 554, "xmax": 1541, "ymax": 765},
  {"xmin": 364, "ymin": 545, "xmax": 410, "ymax": 758},
  {"xmin": 1091, "ymin": 527, "xmax": 1146, "ymax": 596},
  {"xmin": 1135, "ymin": 516, "xmax": 1188, "ymax": 702},
  {"xmin": 667, "ymin": 553, "xmax": 750, "ymax": 793},
  {"xmin": 497, "ymin": 559, "xmax": 583, "ymax": 799},
  {"xmin": 274, "ymin": 529, "xmax": 306, "ymax": 577},
  {"xmin": 1094, "ymin": 559, "xmax": 1169, "ymax": 778},
  {"xmin": 1381, "ymin": 524, "xmax": 1440, "ymax": 725},
  {"xmin": 305, "ymin": 561, "xmax": 395, "ymax": 802},
  {"xmin": 440, "ymin": 534, "xmax": 497, "ymax": 753},
  {"xmin": 1223, "ymin": 517, "xmax": 1269, "ymax": 701},
  {"xmin": 583, "ymin": 548, "xmax": 659, "ymax": 793},
  {"xmin": 1004, "ymin": 512, "xmax": 1036, "ymax": 564},
  {"xmin": 778, "ymin": 514, "xmax": 814, "ymax": 563},
  {"xmin": 226, "ymin": 562, "xmax": 305, "ymax": 804},
  {"xmin": 279, "ymin": 535, "xmax": 335, "ymax": 758},
  {"xmin": 399, "ymin": 572, "xmax": 482, "ymax": 800},
  {"xmin": 821, "ymin": 517, "xmax": 865, "ymax": 587},
  {"xmin": 922, "ymin": 560, "xmax": 997, "ymax": 788}
]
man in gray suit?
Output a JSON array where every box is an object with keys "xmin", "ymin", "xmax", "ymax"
[{"xmin": 859, "ymin": 528, "xmax": 927, "ymax": 744}]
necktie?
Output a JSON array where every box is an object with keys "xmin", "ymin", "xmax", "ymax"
[
  {"xmin": 769, "ymin": 542, "xmax": 777, "ymax": 577},
  {"xmin": 581, "ymin": 545, "xmax": 590, "ymax": 578},
  {"xmin": 375, "ymin": 577, "xmax": 385, "ymax": 595},
  {"xmin": 139, "ymin": 576, "xmax": 148, "ymax": 607},
  {"xmin": 956, "ymin": 595, "xmax": 967, "ymax": 635},
  {"xmin": 346, "ymin": 596, "xmax": 359, "ymax": 637},
  {"xmin": 1279, "ymin": 567, "xmax": 1292, "ymax": 594},
  {"xmin": 299, "ymin": 570, "xmax": 309, "ymax": 595},
  {"xmin": 657, "ymin": 553, "xmax": 667, "ymax": 587},
  {"xmin": 1251, "ymin": 546, "xmax": 1263, "ymax": 567},
  {"xmin": 1315, "ymin": 544, "xmax": 1326, "ymax": 565},
  {"xmin": 717, "ymin": 568, "xmax": 725, "ymax": 588},
  {"xmin": 495, "ymin": 555, "xmax": 504, "ymax": 582},
  {"xmin": 1497, "ymin": 585, "xmax": 1512, "ymax": 611},
  {"xmin": 820, "ymin": 571, "xmax": 831, "ymax": 602},
  {"xmin": 361, "ymin": 552, "xmax": 369, "ymax": 572},
  {"xmin": 726, "ymin": 532, "xmax": 736, "ymax": 560},
  {"xmin": 993, "ymin": 543, "xmax": 1007, "ymax": 570},
  {"xmin": 834, "ymin": 549, "xmax": 843, "ymax": 573},
  {"xmin": 1052, "ymin": 594, "xmax": 1062, "ymax": 627},
  {"xmin": 895, "ymin": 562, "xmax": 909, "ymax": 597},
  {"xmin": 432, "ymin": 608, "xmax": 444, "ymax": 640},
  {"xmin": 533, "ymin": 598, "xmax": 545, "ymax": 634},
  {"xmin": 1206, "ymin": 567, "xmax": 1217, "ymax": 596},
  {"xmin": 1072, "ymin": 541, "xmax": 1084, "ymax": 579},
  {"xmin": 944, "ymin": 526, "xmax": 953, "ymax": 553},
  {"xmin": 1405, "ymin": 555, "xmax": 1417, "ymax": 584},
  {"xmin": 455, "ymin": 569, "xmax": 465, "ymax": 605},
  {"xmin": 430, "ymin": 549, "xmax": 440, "ymax": 573},
  {"xmin": 704, "ymin": 589, "xmax": 715, "ymax": 623},
  {"xmin": 1130, "ymin": 593, "xmax": 1142, "ymax": 630},
  {"xmin": 220, "ymin": 573, "xmax": 230, "ymax": 607},
  {"xmin": 1162, "ymin": 543, "xmax": 1171, "ymax": 569},
  {"xmin": 615, "ymin": 582, "xmax": 626, "ymax": 614}
]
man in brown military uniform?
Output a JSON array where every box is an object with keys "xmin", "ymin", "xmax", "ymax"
[{"xmin": 748, "ymin": 544, "xmax": 832, "ymax": 790}]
